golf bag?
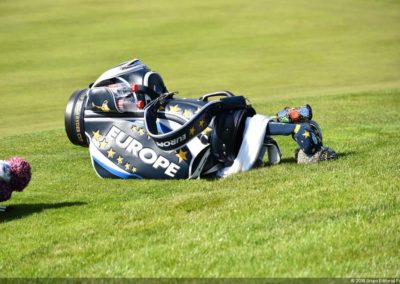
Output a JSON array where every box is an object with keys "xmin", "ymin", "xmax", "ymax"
[{"xmin": 65, "ymin": 59, "xmax": 328, "ymax": 179}]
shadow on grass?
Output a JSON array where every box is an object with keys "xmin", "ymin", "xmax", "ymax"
[
  {"xmin": 280, "ymin": 157, "xmax": 297, "ymax": 164},
  {"xmin": 0, "ymin": 201, "xmax": 86, "ymax": 222},
  {"xmin": 337, "ymin": 151, "xmax": 356, "ymax": 158}
]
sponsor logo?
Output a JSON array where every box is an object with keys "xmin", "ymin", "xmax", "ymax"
[
  {"xmin": 74, "ymin": 93, "xmax": 86, "ymax": 143},
  {"xmin": 105, "ymin": 126, "xmax": 180, "ymax": 177},
  {"xmin": 156, "ymin": 133, "xmax": 187, "ymax": 148},
  {"xmin": 92, "ymin": 100, "xmax": 111, "ymax": 112}
]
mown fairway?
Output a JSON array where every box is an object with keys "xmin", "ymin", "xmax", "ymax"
[{"xmin": 0, "ymin": 0, "xmax": 399, "ymax": 277}]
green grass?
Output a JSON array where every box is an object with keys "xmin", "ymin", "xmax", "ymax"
[{"xmin": 0, "ymin": 0, "xmax": 399, "ymax": 277}]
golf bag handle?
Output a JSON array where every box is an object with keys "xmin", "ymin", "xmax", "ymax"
[
  {"xmin": 198, "ymin": 90, "xmax": 235, "ymax": 101},
  {"xmin": 144, "ymin": 93, "xmax": 249, "ymax": 151}
]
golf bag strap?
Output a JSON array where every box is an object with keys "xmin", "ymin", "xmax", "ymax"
[{"xmin": 144, "ymin": 93, "xmax": 249, "ymax": 151}]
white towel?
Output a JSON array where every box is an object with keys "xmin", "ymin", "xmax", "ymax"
[{"xmin": 217, "ymin": 114, "xmax": 271, "ymax": 177}]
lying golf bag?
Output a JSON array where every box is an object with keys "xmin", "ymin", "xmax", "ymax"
[{"xmin": 65, "ymin": 59, "xmax": 333, "ymax": 179}]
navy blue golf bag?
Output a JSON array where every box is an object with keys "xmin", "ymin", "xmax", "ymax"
[{"xmin": 65, "ymin": 59, "xmax": 331, "ymax": 179}]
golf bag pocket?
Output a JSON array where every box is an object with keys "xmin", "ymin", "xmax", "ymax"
[{"xmin": 86, "ymin": 87, "xmax": 122, "ymax": 113}]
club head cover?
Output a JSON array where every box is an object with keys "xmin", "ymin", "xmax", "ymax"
[
  {"xmin": 0, "ymin": 183, "xmax": 12, "ymax": 202},
  {"xmin": 277, "ymin": 104, "xmax": 313, "ymax": 123},
  {"xmin": 292, "ymin": 122, "xmax": 323, "ymax": 155},
  {"xmin": 0, "ymin": 157, "xmax": 31, "ymax": 192},
  {"xmin": 0, "ymin": 160, "xmax": 12, "ymax": 202}
]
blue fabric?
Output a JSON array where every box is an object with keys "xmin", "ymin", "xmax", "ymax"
[
  {"xmin": 292, "ymin": 123, "xmax": 322, "ymax": 154},
  {"xmin": 266, "ymin": 122, "xmax": 322, "ymax": 155},
  {"xmin": 266, "ymin": 122, "xmax": 297, "ymax": 135}
]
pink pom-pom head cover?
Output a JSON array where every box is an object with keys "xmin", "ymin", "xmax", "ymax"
[{"xmin": 8, "ymin": 157, "xmax": 31, "ymax": 192}]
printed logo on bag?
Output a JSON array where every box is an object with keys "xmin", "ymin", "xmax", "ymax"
[
  {"xmin": 105, "ymin": 126, "xmax": 180, "ymax": 177},
  {"xmin": 156, "ymin": 134, "xmax": 187, "ymax": 148}
]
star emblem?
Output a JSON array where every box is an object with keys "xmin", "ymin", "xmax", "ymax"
[
  {"xmin": 302, "ymin": 131, "xmax": 310, "ymax": 138},
  {"xmin": 107, "ymin": 148, "xmax": 116, "ymax": 158},
  {"xmin": 189, "ymin": 126, "xmax": 196, "ymax": 136},
  {"xmin": 132, "ymin": 167, "xmax": 137, "ymax": 173},
  {"xmin": 138, "ymin": 128, "xmax": 145, "ymax": 136},
  {"xmin": 125, "ymin": 162, "xmax": 131, "ymax": 170},
  {"xmin": 176, "ymin": 149, "xmax": 188, "ymax": 163},
  {"xmin": 92, "ymin": 130, "xmax": 102, "ymax": 141},
  {"xmin": 117, "ymin": 156, "xmax": 124, "ymax": 164},
  {"xmin": 99, "ymin": 139, "xmax": 108, "ymax": 149},
  {"xmin": 199, "ymin": 119, "xmax": 206, "ymax": 128},
  {"xmin": 183, "ymin": 109, "xmax": 193, "ymax": 119},
  {"xmin": 131, "ymin": 125, "xmax": 138, "ymax": 133},
  {"xmin": 169, "ymin": 104, "xmax": 182, "ymax": 113}
]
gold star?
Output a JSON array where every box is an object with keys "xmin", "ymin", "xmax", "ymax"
[
  {"xmin": 125, "ymin": 162, "xmax": 130, "ymax": 170},
  {"xmin": 176, "ymin": 149, "xmax": 188, "ymax": 163},
  {"xmin": 117, "ymin": 156, "xmax": 124, "ymax": 164},
  {"xmin": 131, "ymin": 167, "xmax": 137, "ymax": 173},
  {"xmin": 138, "ymin": 128, "xmax": 145, "ymax": 136},
  {"xmin": 199, "ymin": 119, "xmax": 205, "ymax": 128},
  {"xmin": 107, "ymin": 148, "xmax": 116, "ymax": 158},
  {"xmin": 303, "ymin": 131, "xmax": 310, "ymax": 138},
  {"xmin": 169, "ymin": 104, "xmax": 181, "ymax": 113},
  {"xmin": 92, "ymin": 130, "xmax": 102, "ymax": 141},
  {"xmin": 189, "ymin": 126, "xmax": 196, "ymax": 136},
  {"xmin": 183, "ymin": 109, "xmax": 193, "ymax": 119},
  {"xmin": 131, "ymin": 125, "xmax": 138, "ymax": 133},
  {"xmin": 99, "ymin": 139, "xmax": 108, "ymax": 149}
]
